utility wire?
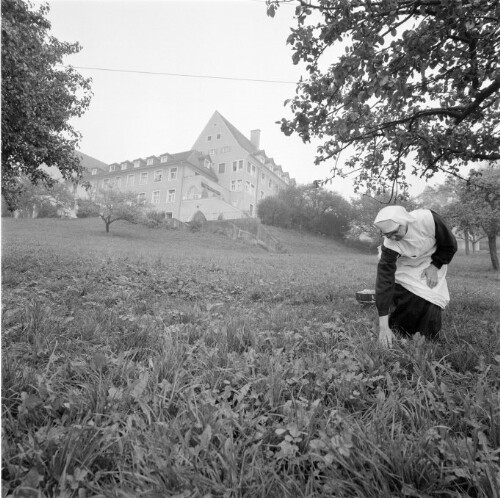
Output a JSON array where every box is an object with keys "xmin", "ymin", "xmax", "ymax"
[{"xmin": 63, "ymin": 65, "xmax": 298, "ymax": 85}]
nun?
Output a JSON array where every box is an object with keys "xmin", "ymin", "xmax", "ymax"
[{"xmin": 374, "ymin": 205, "xmax": 458, "ymax": 347}]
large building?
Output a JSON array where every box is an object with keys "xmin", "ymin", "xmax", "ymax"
[{"xmin": 85, "ymin": 111, "xmax": 293, "ymax": 222}]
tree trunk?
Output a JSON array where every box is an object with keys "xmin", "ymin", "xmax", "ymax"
[
  {"xmin": 464, "ymin": 229, "xmax": 470, "ymax": 255},
  {"xmin": 105, "ymin": 221, "xmax": 110, "ymax": 233},
  {"xmin": 488, "ymin": 233, "xmax": 499, "ymax": 271}
]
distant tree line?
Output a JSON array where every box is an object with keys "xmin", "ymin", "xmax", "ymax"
[{"xmin": 257, "ymin": 184, "xmax": 352, "ymax": 238}]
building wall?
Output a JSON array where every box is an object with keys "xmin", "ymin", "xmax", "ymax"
[
  {"xmin": 191, "ymin": 113, "xmax": 290, "ymax": 217},
  {"xmin": 84, "ymin": 112, "xmax": 292, "ymax": 221}
]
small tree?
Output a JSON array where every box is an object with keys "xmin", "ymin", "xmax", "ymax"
[
  {"xmin": 10, "ymin": 176, "xmax": 75, "ymax": 218},
  {"xmin": 94, "ymin": 188, "xmax": 147, "ymax": 233},
  {"xmin": 447, "ymin": 164, "xmax": 500, "ymax": 270}
]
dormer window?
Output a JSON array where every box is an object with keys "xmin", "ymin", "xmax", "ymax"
[
  {"xmin": 161, "ymin": 155, "xmax": 169, "ymax": 163},
  {"xmin": 207, "ymin": 135, "xmax": 212, "ymax": 141},
  {"xmin": 121, "ymin": 162, "xmax": 128, "ymax": 171},
  {"xmin": 91, "ymin": 168, "xmax": 97, "ymax": 175},
  {"xmin": 109, "ymin": 165, "xmax": 116, "ymax": 172},
  {"xmin": 204, "ymin": 159, "xmax": 211, "ymax": 168},
  {"xmin": 147, "ymin": 158, "xmax": 154, "ymax": 166},
  {"xmin": 134, "ymin": 160, "xmax": 141, "ymax": 168}
]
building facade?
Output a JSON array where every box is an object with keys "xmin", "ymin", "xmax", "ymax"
[{"xmin": 85, "ymin": 111, "xmax": 293, "ymax": 222}]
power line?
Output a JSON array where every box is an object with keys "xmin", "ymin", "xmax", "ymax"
[{"xmin": 63, "ymin": 65, "xmax": 297, "ymax": 85}]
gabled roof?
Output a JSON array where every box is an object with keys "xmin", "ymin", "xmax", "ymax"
[
  {"xmin": 216, "ymin": 111, "xmax": 259, "ymax": 154},
  {"xmin": 76, "ymin": 151, "xmax": 108, "ymax": 173}
]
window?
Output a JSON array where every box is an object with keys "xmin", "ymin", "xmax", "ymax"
[
  {"xmin": 137, "ymin": 192, "xmax": 146, "ymax": 204},
  {"xmin": 116, "ymin": 177, "xmax": 122, "ymax": 188},
  {"xmin": 161, "ymin": 155, "xmax": 169, "ymax": 163},
  {"xmin": 247, "ymin": 162, "xmax": 251, "ymax": 173},
  {"xmin": 251, "ymin": 183, "xmax": 255, "ymax": 195},
  {"xmin": 134, "ymin": 160, "xmax": 141, "ymax": 168},
  {"xmin": 109, "ymin": 165, "xmax": 116, "ymax": 172},
  {"xmin": 167, "ymin": 189, "xmax": 176, "ymax": 203},
  {"xmin": 204, "ymin": 159, "xmax": 211, "ymax": 168},
  {"xmin": 165, "ymin": 212, "xmax": 173, "ymax": 219},
  {"xmin": 152, "ymin": 191, "xmax": 160, "ymax": 204},
  {"xmin": 208, "ymin": 149, "xmax": 216, "ymax": 156},
  {"xmin": 249, "ymin": 204, "xmax": 254, "ymax": 216},
  {"xmin": 218, "ymin": 163, "xmax": 225, "ymax": 174},
  {"xmin": 232, "ymin": 160, "xmax": 243, "ymax": 172},
  {"xmin": 140, "ymin": 172, "xmax": 148, "ymax": 185},
  {"xmin": 207, "ymin": 135, "xmax": 212, "ymax": 141},
  {"xmin": 261, "ymin": 172, "xmax": 265, "ymax": 181},
  {"xmin": 252, "ymin": 165, "xmax": 256, "ymax": 176},
  {"xmin": 268, "ymin": 179, "xmax": 272, "ymax": 188},
  {"xmin": 154, "ymin": 170, "xmax": 163, "ymax": 182},
  {"xmin": 169, "ymin": 167, "xmax": 177, "ymax": 180},
  {"xmin": 91, "ymin": 168, "xmax": 97, "ymax": 175},
  {"xmin": 260, "ymin": 190, "xmax": 265, "ymax": 199},
  {"xmin": 103, "ymin": 178, "xmax": 110, "ymax": 187},
  {"xmin": 147, "ymin": 158, "xmax": 154, "ymax": 166},
  {"xmin": 221, "ymin": 146, "xmax": 230, "ymax": 153},
  {"xmin": 121, "ymin": 163, "xmax": 128, "ymax": 171},
  {"xmin": 231, "ymin": 180, "xmax": 242, "ymax": 191},
  {"xmin": 127, "ymin": 174, "xmax": 135, "ymax": 186},
  {"xmin": 217, "ymin": 134, "xmax": 221, "ymax": 139},
  {"xmin": 245, "ymin": 181, "xmax": 250, "ymax": 193}
]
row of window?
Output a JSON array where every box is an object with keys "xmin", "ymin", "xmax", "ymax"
[
  {"xmin": 141, "ymin": 189, "xmax": 177, "ymax": 205},
  {"xmin": 208, "ymin": 146, "xmax": 231, "ymax": 156},
  {"xmin": 230, "ymin": 180, "xmax": 269, "ymax": 199},
  {"xmin": 102, "ymin": 168, "xmax": 178, "ymax": 188},
  {"xmin": 216, "ymin": 159, "xmax": 289, "ymax": 184},
  {"xmin": 207, "ymin": 134, "xmax": 222, "ymax": 141}
]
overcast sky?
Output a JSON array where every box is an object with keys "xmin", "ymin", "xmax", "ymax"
[{"xmin": 44, "ymin": 0, "xmax": 444, "ymax": 198}]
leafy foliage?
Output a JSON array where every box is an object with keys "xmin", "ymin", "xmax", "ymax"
[
  {"xmin": 94, "ymin": 187, "xmax": 148, "ymax": 232},
  {"xmin": 7, "ymin": 176, "xmax": 76, "ymax": 218},
  {"xmin": 258, "ymin": 184, "xmax": 352, "ymax": 237},
  {"xmin": 445, "ymin": 164, "xmax": 500, "ymax": 270},
  {"xmin": 1, "ymin": 0, "xmax": 92, "ymax": 209},
  {"xmin": 267, "ymin": 0, "xmax": 500, "ymax": 194}
]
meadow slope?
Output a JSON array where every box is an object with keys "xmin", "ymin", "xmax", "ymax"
[{"xmin": 2, "ymin": 218, "xmax": 499, "ymax": 498}]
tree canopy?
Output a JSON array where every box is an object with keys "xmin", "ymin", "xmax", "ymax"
[
  {"xmin": 446, "ymin": 164, "xmax": 500, "ymax": 270},
  {"xmin": 94, "ymin": 188, "xmax": 148, "ymax": 233},
  {"xmin": 1, "ymin": 0, "xmax": 92, "ymax": 209},
  {"xmin": 267, "ymin": 0, "xmax": 500, "ymax": 195}
]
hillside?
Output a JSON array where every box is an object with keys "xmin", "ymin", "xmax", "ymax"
[{"xmin": 1, "ymin": 218, "xmax": 351, "ymax": 260}]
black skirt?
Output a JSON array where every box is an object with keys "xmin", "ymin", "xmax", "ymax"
[{"xmin": 389, "ymin": 284, "xmax": 442, "ymax": 339}]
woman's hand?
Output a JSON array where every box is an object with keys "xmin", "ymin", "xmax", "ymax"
[
  {"xmin": 378, "ymin": 316, "xmax": 394, "ymax": 347},
  {"xmin": 421, "ymin": 265, "xmax": 438, "ymax": 288}
]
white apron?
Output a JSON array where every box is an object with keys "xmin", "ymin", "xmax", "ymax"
[{"xmin": 382, "ymin": 209, "xmax": 450, "ymax": 309}]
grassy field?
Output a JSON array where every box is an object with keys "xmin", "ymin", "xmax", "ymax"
[{"xmin": 2, "ymin": 218, "xmax": 499, "ymax": 498}]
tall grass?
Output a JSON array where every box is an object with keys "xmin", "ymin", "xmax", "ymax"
[{"xmin": 2, "ymin": 218, "xmax": 499, "ymax": 497}]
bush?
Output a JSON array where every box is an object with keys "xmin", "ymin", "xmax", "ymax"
[
  {"xmin": 143, "ymin": 210, "xmax": 166, "ymax": 228},
  {"xmin": 77, "ymin": 199, "xmax": 100, "ymax": 218}
]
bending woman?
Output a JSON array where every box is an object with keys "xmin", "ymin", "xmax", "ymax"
[{"xmin": 374, "ymin": 206, "xmax": 457, "ymax": 347}]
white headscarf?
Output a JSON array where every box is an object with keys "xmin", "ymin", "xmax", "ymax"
[{"xmin": 374, "ymin": 206, "xmax": 416, "ymax": 232}]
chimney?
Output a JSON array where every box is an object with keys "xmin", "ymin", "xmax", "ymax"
[{"xmin": 250, "ymin": 129, "xmax": 261, "ymax": 150}]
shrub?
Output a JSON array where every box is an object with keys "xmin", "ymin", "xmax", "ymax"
[{"xmin": 77, "ymin": 199, "xmax": 100, "ymax": 218}]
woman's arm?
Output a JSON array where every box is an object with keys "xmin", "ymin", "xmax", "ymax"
[
  {"xmin": 376, "ymin": 245, "xmax": 399, "ymax": 347},
  {"xmin": 430, "ymin": 210, "xmax": 458, "ymax": 269}
]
